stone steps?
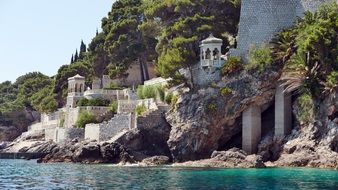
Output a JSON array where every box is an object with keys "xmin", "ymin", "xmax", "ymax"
[{"xmin": 108, "ymin": 130, "xmax": 128, "ymax": 143}]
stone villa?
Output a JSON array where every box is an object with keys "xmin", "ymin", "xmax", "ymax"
[{"xmin": 27, "ymin": 74, "xmax": 166, "ymax": 143}]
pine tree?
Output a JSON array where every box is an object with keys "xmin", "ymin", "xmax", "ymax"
[{"xmin": 103, "ymin": 0, "xmax": 155, "ymax": 82}]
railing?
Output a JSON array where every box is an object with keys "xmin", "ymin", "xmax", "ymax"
[
  {"xmin": 78, "ymin": 106, "xmax": 110, "ymax": 112},
  {"xmin": 84, "ymin": 89, "xmax": 132, "ymax": 100},
  {"xmin": 201, "ymin": 59, "xmax": 224, "ymax": 68}
]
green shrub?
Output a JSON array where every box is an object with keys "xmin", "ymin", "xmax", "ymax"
[
  {"xmin": 104, "ymin": 82, "xmax": 124, "ymax": 90},
  {"xmin": 77, "ymin": 97, "xmax": 89, "ymax": 106},
  {"xmin": 220, "ymin": 87, "xmax": 233, "ymax": 96},
  {"xmin": 76, "ymin": 111, "xmax": 97, "ymax": 128},
  {"xmin": 211, "ymin": 82, "xmax": 219, "ymax": 89},
  {"xmin": 158, "ymin": 87, "xmax": 165, "ymax": 101},
  {"xmin": 246, "ymin": 44, "xmax": 273, "ymax": 72},
  {"xmin": 135, "ymin": 104, "xmax": 147, "ymax": 116},
  {"xmin": 77, "ymin": 98, "xmax": 110, "ymax": 107},
  {"xmin": 296, "ymin": 93, "xmax": 315, "ymax": 124},
  {"xmin": 171, "ymin": 94, "xmax": 178, "ymax": 106},
  {"xmin": 324, "ymin": 71, "xmax": 338, "ymax": 92},
  {"xmin": 109, "ymin": 101, "xmax": 118, "ymax": 114},
  {"xmin": 137, "ymin": 85, "xmax": 164, "ymax": 100},
  {"xmin": 207, "ymin": 103, "xmax": 217, "ymax": 112},
  {"xmin": 221, "ymin": 56, "xmax": 243, "ymax": 76},
  {"xmin": 165, "ymin": 93, "xmax": 174, "ymax": 105}
]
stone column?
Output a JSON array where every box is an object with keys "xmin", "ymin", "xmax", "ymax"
[
  {"xmin": 242, "ymin": 106, "xmax": 261, "ymax": 154},
  {"xmin": 275, "ymin": 85, "xmax": 292, "ymax": 138}
]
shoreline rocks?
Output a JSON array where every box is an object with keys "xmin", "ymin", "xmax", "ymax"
[{"xmin": 173, "ymin": 148, "xmax": 265, "ymax": 168}]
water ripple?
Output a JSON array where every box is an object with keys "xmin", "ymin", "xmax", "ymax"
[{"xmin": 0, "ymin": 160, "xmax": 337, "ymax": 190}]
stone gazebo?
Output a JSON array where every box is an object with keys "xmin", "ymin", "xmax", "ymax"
[
  {"xmin": 192, "ymin": 34, "xmax": 225, "ymax": 86},
  {"xmin": 200, "ymin": 34, "xmax": 223, "ymax": 69}
]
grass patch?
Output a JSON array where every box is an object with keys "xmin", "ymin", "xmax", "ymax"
[{"xmin": 135, "ymin": 104, "xmax": 147, "ymax": 116}]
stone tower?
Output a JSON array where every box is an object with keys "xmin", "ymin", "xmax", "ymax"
[
  {"xmin": 66, "ymin": 74, "xmax": 85, "ymax": 108},
  {"xmin": 231, "ymin": 0, "xmax": 334, "ymax": 60}
]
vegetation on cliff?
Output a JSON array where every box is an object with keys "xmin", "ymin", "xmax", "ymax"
[
  {"xmin": 275, "ymin": 3, "xmax": 338, "ymax": 123},
  {"xmin": 275, "ymin": 3, "xmax": 337, "ymax": 93}
]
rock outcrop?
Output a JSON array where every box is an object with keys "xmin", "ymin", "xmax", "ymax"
[
  {"xmin": 166, "ymin": 70, "xmax": 280, "ymax": 162},
  {"xmin": 272, "ymin": 120, "xmax": 338, "ymax": 168},
  {"xmin": 141, "ymin": 156, "xmax": 170, "ymax": 166},
  {"xmin": 0, "ymin": 109, "xmax": 40, "ymax": 142},
  {"xmin": 112, "ymin": 110, "xmax": 172, "ymax": 162},
  {"xmin": 173, "ymin": 148, "xmax": 265, "ymax": 168},
  {"xmin": 38, "ymin": 140, "xmax": 133, "ymax": 164},
  {"xmin": 257, "ymin": 94, "xmax": 338, "ymax": 169}
]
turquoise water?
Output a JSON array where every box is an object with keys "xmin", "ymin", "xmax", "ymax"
[{"xmin": 0, "ymin": 160, "xmax": 337, "ymax": 190}]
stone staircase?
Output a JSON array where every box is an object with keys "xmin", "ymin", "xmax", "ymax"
[
  {"xmin": 108, "ymin": 129, "xmax": 128, "ymax": 143},
  {"xmin": 137, "ymin": 102, "xmax": 170, "ymax": 129}
]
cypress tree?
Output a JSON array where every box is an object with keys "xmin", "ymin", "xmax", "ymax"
[
  {"xmin": 71, "ymin": 54, "xmax": 74, "ymax": 64},
  {"xmin": 80, "ymin": 40, "xmax": 86, "ymax": 54},
  {"xmin": 74, "ymin": 50, "xmax": 79, "ymax": 62},
  {"xmin": 79, "ymin": 40, "xmax": 87, "ymax": 59}
]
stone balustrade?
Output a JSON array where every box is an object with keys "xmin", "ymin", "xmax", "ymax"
[
  {"xmin": 84, "ymin": 89, "xmax": 132, "ymax": 100},
  {"xmin": 117, "ymin": 98, "xmax": 157, "ymax": 114}
]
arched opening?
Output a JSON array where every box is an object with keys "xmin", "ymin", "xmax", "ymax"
[
  {"xmin": 75, "ymin": 83, "xmax": 78, "ymax": 93},
  {"xmin": 79, "ymin": 84, "xmax": 83, "ymax": 92},
  {"xmin": 213, "ymin": 48, "xmax": 220, "ymax": 60},
  {"xmin": 205, "ymin": 48, "xmax": 211, "ymax": 59}
]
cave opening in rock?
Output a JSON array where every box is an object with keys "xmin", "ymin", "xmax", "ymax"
[
  {"xmin": 261, "ymin": 103, "xmax": 275, "ymax": 137},
  {"xmin": 217, "ymin": 117, "xmax": 242, "ymax": 151}
]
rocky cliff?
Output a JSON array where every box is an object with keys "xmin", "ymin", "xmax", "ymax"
[{"xmin": 166, "ymin": 69, "xmax": 280, "ymax": 162}]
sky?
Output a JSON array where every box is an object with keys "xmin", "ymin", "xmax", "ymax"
[{"xmin": 0, "ymin": 0, "xmax": 113, "ymax": 83}]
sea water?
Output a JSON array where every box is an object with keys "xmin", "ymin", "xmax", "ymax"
[{"xmin": 0, "ymin": 159, "xmax": 337, "ymax": 189}]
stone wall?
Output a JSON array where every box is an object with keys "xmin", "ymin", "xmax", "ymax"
[
  {"xmin": 63, "ymin": 106, "xmax": 110, "ymax": 128},
  {"xmin": 231, "ymin": 0, "xmax": 333, "ymax": 60},
  {"xmin": 85, "ymin": 113, "xmax": 133, "ymax": 142},
  {"xmin": 192, "ymin": 66, "xmax": 222, "ymax": 86},
  {"xmin": 56, "ymin": 128, "xmax": 84, "ymax": 143},
  {"xmin": 45, "ymin": 128, "xmax": 56, "ymax": 141},
  {"xmin": 45, "ymin": 127, "xmax": 84, "ymax": 142},
  {"xmin": 111, "ymin": 62, "xmax": 157, "ymax": 87},
  {"xmin": 64, "ymin": 107, "xmax": 80, "ymax": 128}
]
